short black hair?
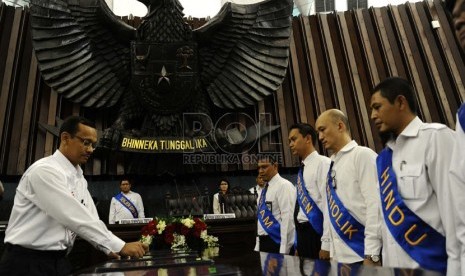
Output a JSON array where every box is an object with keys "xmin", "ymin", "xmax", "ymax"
[
  {"xmin": 59, "ymin": 116, "xmax": 96, "ymax": 136},
  {"xmin": 120, "ymin": 178, "xmax": 132, "ymax": 185},
  {"xmin": 446, "ymin": 0, "xmax": 456, "ymax": 13},
  {"xmin": 219, "ymin": 179, "xmax": 230, "ymax": 186},
  {"xmin": 372, "ymin": 77, "xmax": 418, "ymax": 114},
  {"xmin": 289, "ymin": 123, "xmax": 317, "ymax": 145}
]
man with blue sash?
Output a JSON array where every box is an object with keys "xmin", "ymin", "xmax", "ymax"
[
  {"xmin": 288, "ymin": 123, "xmax": 331, "ymax": 259},
  {"xmin": 255, "ymin": 155, "xmax": 296, "ymax": 254},
  {"xmin": 370, "ymin": 77, "xmax": 460, "ymax": 275},
  {"xmin": 450, "ymin": 102, "xmax": 465, "ymax": 276},
  {"xmin": 446, "ymin": 2, "xmax": 465, "ymax": 275},
  {"xmin": 109, "ymin": 179, "xmax": 145, "ymax": 224},
  {"xmin": 315, "ymin": 109, "xmax": 382, "ymax": 265},
  {"xmin": 249, "ymin": 176, "xmax": 266, "ymax": 197}
]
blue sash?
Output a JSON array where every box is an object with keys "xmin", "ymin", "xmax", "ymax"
[
  {"xmin": 377, "ymin": 148, "xmax": 447, "ymax": 274},
  {"xmin": 114, "ymin": 193, "xmax": 138, "ymax": 218},
  {"xmin": 326, "ymin": 161, "xmax": 365, "ymax": 258},
  {"xmin": 312, "ymin": 260, "xmax": 330, "ymax": 276},
  {"xmin": 296, "ymin": 167, "xmax": 323, "ymax": 235},
  {"xmin": 262, "ymin": 253, "xmax": 283, "ymax": 276},
  {"xmin": 458, "ymin": 102, "xmax": 465, "ymax": 131},
  {"xmin": 258, "ymin": 185, "xmax": 281, "ymax": 245}
]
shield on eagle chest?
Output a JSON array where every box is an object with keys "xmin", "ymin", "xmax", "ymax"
[{"xmin": 131, "ymin": 42, "xmax": 198, "ymax": 114}]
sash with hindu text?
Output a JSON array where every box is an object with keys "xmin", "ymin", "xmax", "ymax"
[
  {"xmin": 258, "ymin": 185, "xmax": 281, "ymax": 245},
  {"xmin": 326, "ymin": 161, "xmax": 365, "ymax": 258},
  {"xmin": 114, "ymin": 193, "xmax": 138, "ymax": 218},
  {"xmin": 296, "ymin": 167, "xmax": 323, "ymax": 235},
  {"xmin": 377, "ymin": 148, "xmax": 447, "ymax": 274}
]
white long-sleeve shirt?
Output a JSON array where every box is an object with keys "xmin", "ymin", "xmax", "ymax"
[
  {"xmin": 108, "ymin": 191, "xmax": 145, "ymax": 224},
  {"xmin": 328, "ymin": 140, "xmax": 382, "ymax": 263},
  {"xmin": 4, "ymin": 150, "xmax": 125, "ymax": 255},
  {"xmin": 212, "ymin": 193, "xmax": 225, "ymax": 214},
  {"xmin": 382, "ymin": 117, "xmax": 460, "ymax": 275},
  {"xmin": 296, "ymin": 151, "xmax": 331, "ymax": 251},
  {"xmin": 256, "ymin": 173, "xmax": 296, "ymax": 254},
  {"xmin": 451, "ymin": 108, "xmax": 465, "ymax": 276}
]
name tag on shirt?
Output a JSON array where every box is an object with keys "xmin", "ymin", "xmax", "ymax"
[{"xmin": 266, "ymin": 201, "xmax": 272, "ymax": 212}]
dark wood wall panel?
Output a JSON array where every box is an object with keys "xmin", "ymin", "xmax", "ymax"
[{"xmin": 0, "ymin": 0, "xmax": 464, "ymax": 176}]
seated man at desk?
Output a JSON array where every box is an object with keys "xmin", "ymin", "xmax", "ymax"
[{"xmin": 109, "ymin": 179, "xmax": 145, "ymax": 224}]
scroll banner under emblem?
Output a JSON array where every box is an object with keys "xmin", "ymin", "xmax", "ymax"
[
  {"xmin": 119, "ymin": 135, "xmax": 213, "ymax": 153},
  {"xmin": 131, "ymin": 42, "xmax": 198, "ymax": 114}
]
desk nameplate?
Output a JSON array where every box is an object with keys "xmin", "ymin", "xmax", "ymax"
[
  {"xmin": 117, "ymin": 217, "xmax": 153, "ymax": 224},
  {"xmin": 203, "ymin": 213, "xmax": 236, "ymax": 220}
]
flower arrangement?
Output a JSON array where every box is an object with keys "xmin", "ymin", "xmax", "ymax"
[{"xmin": 140, "ymin": 217, "xmax": 219, "ymax": 250}]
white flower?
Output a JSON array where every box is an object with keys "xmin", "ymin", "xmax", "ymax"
[
  {"xmin": 140, "ymin": 234, "xmax": 153, "ymax": 246},
  {"xmin": 200, "ymin": 230, "xmax": 208, "ymax": 239},
  {"xmin": 157, "ymin": 220, "xmax": 166, "ymax": 234},
  {"xmin": 202, "ymin": 246, "xmax": 219, "ymax": 259},
  {"xmin": 181, "ymin": 218, "xmax": 195, "ymax": 228},
  {"xmin": 171, "ymin": 233, "xmax": 187, "ymax": 250},
  {"xmin": 201, "ymin": 231, "xmax": 219, "ymax": 248}
]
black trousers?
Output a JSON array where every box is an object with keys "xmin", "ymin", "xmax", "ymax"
[
  {"xmin": 295, "ymin": 221, "xmax": 321, "ymax": 259},
  {"xmin": 0, "ymin": 243, "xmax": 71, "ymax": 276},
  {"xmin": 258, "ymin": 235, "xmax": 280, "ymax": 254}
]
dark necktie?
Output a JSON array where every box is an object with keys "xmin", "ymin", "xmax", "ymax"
[{"xmin": 294, "ymin": 163, "xmax": 304, "ymax": 223}]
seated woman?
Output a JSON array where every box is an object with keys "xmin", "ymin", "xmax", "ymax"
[{"xmin": 212, "ymin": 179, "xmax": 230, "ymax": 214}]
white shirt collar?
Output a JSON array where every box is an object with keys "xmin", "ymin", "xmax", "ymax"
[
  {"xmin": 268, "ymin": 173, "xmax": 281, "ymax": 186},
  {"xmin": 331, "ymin": 140, "xmax": 358, "ymax": 161},
  {"xmin": 302, "ymin": 151, "xmax": 318, "ymax": 167},
  {"xmin": 54, "ymin": 150, "xmax": 83, "ymax": 178},
  {"xmin": 387, "ymin": 116, "xmax": 422, "ymax": 149}
]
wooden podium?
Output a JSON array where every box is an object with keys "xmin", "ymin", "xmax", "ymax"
[{"xmin": 69, "ymin": 218, "xmax": 257, "ymax": 271}]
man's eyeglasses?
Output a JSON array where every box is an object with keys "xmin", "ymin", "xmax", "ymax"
[{"xmin": 73, "ymin": 135, "xmax": 97, "ymax": 150}]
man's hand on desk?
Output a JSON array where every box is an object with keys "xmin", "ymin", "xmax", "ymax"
[
  {"xmin": 118, "ymin": 242, "xmax": 149, "ymax": 258},
  {"xmin": 108, "ymin": 252, "xmax": 121, "ymax": 260}
]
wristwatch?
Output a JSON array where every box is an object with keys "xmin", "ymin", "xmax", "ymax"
[{"xmin": 365, "ymin": 255, "xmax": 380, "ymax": 263}]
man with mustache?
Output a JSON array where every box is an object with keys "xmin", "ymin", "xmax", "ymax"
[
  {"xmin": 255, "ymin": 155, "xmax": 296, "ymax": 254},
  {"xmin": 0, "ymin": 116, "xmax": 148, "ymax": 275},
  {"xmin": 370, "ymin": 77, "xmax": 460, "ymax": 275}
]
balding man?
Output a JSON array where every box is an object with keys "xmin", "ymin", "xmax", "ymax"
[{"xmin": 315, "ymin": 109, "xmax": 381, "ymax": 266}]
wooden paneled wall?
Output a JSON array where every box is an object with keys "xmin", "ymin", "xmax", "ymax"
[{"xmin": 0, "ymin": 0, "xmax": 464, "ymax": 176}]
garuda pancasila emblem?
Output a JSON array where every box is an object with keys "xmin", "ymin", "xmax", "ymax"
[{"xmin": 29, "ymin": 0, "xmax": 293, "ymax": 150}]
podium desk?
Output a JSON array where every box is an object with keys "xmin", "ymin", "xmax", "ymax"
[
  {"xmin": 69, "ymin": 218, "xmax": 257, "ymax": 272},
  {"xmin": 75, "ymin": 250, "xmax": 444, "ymax": 276}
]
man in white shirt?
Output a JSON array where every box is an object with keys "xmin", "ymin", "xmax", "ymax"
[
  {"xmin": 315, "ymin": 109, "xmax": 381, "ymax": 265},
  {"xmin": 249, "ymin": 176, "xmax": 265, "ymax": 196},
  {"xmin": 446, "ymin": 1, "xmax": 465, "ymax": 274},
  {"xmin": 255, "ymin": 154, "xmax": 296, "ymax": 254},
  {"xmin": 109, "ymin": 178, "xmax": 145, "ymax": 224},
  {"xmin": 370, "ymin": 77, "xmax": 460, "ymax": 275},
  {"xmin": 451, "ymin": 102, "xmax": 465, "ymax": 276},
  {"xmin": 288, "ymin": 123, "xmax": 331, "ymax": 259},
  {"xmin": 0, "ymin": 116, "xmax": 147, "ymax": 275}
]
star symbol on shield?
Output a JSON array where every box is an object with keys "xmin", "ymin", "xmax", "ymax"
[{"xmin": 155, "ymin": 66, "xmax": 172, "ymax": 85}]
